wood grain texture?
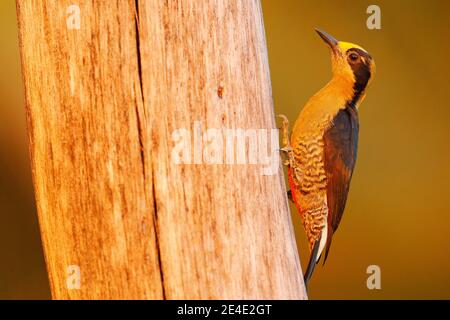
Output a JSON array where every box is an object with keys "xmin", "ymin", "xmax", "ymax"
[{"xmin": 17, "ymin": 0, "xmax": 306, "ymax": 299}]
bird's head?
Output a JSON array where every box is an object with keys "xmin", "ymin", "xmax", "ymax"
[{"xmin": 315, "ymin": 28, "xmax": 376, "ymax": 106}]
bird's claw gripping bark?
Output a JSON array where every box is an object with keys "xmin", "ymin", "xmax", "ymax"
[
  {"xmin": 280, "ymin": 146, "xmax": 293, "ymax": 166},
  {"xmin": 277, "ymin": 114, "xmax": 295, "ymax": 167},
  {"xmin": 278, "ymin": 114, "xmax": 290, "ymax": 147}
]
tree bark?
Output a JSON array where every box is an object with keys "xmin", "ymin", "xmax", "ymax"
[{"xmin": 17, "ymin": 0, "xmax": 306, "ymax": 300}]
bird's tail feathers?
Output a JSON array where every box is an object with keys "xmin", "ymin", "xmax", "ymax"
[
  {"xmin": 303, "ymin": 237, "xmax": 321, "ymax": 290},
  {"xmin": 322, "ymin": 226, "xmax": 334, "ymax": 265}
]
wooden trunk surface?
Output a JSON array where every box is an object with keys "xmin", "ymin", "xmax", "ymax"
[{"xmin": 17, "ymin": 0, "xmax": 306, "ymax": 299}]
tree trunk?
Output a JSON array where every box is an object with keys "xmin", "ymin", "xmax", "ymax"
[{"xmin": 17, "ymin": 0, "xmax": 306, "ymax": 300}]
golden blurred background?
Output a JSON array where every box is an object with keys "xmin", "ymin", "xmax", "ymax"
[
  {"xmin": 0, "ymin": 1, "xmax": 50, "ymax": 299},
  {"xmin": 263, "ymin": 0, "xmax": 450, "ymax": 299},
  {"xmin": 1, "ymin": 0, "xmax": 449, "ymax": 299}
]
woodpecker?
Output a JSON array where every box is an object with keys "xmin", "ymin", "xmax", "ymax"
[{"xmin": 280, "ymin": 29, "xmax": 375, "ymax": 288}]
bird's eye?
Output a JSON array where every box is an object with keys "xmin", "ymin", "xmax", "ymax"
[{"xmin": 348, "ymin": 52, "xmax": 359, "ymax": 62}]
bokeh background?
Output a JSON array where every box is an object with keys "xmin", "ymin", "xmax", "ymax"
[{"xmin": 1, "ymin": 0, "xmax": 449, "ymax": 299}]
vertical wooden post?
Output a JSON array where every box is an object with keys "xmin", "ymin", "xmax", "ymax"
[{"xmin": 17, "ymin": 0, "xmax": 306, "ymax": 299}]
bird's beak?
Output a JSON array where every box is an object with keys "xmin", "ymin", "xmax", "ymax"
[{"xmin": 315, "ymin": 28, "xmax": 339, "ymax": 52}]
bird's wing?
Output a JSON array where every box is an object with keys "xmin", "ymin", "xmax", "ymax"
[{"xmin": 322, "ymin": 106, "xmax": 359, "ymax": 262}]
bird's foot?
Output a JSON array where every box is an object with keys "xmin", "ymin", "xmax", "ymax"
[
  {"xmin": 277, "ymin": 114, "xmax": 294, "ymax": 167},
  {"xmin": 279, "ymin": 146, "xmax": 294, "ymax": 167},
  {"xmin": 277, "ymin": 114, "xmax": 291, "ymax": 149}
]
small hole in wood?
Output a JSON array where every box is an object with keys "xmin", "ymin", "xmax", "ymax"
[{"xmin": 217, "ymin": 86, "xmax": 224, "ymax": 99}]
